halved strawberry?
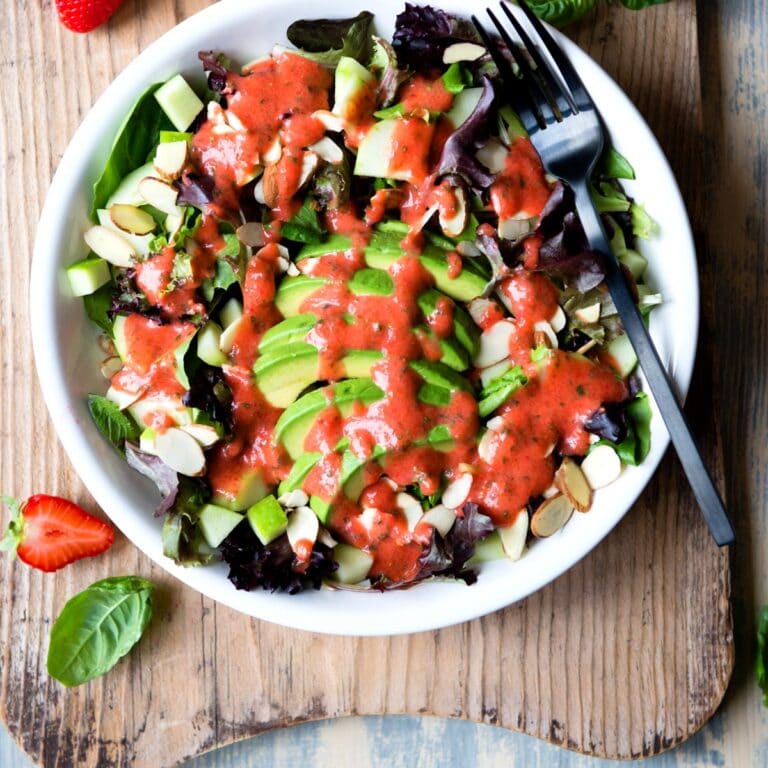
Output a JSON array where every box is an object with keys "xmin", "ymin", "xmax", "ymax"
[
  {"xmin": 54, "ymin": 0, "xmax": 125, "ymax": 34},
  {"xmin": 1, "ymin": 495, "xmax": 115, "ymax": 572}
]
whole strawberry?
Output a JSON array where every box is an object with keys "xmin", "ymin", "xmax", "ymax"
[
  {"xmin": 1, "ymin": 495, "xmax": 115, "ymax": 572},
  {"xmin": 55, "ymin": 0, "xmax": 125, "ymax": 33}
]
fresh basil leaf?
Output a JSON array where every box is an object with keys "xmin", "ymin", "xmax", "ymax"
[
  {"xmin": 620, "ymin": 0, "xmax": 669, "ymax": 9},
  {"xmin": 87, "ymin": 394, "xmax": 139, "ymax": 451},
  {"xmin": 47, "ymin": 576, "xmax": 154, "ymax": 687},
  {"xmin": 90, "ymin": 83, "xmax": 173, "ymax": 218},
  {"xmin": 598, "ymin": 146, "xmax": 636, "ymax": 180},
  {"xmin": 286, "ymin": 11, "xmax": 374, "ymax": 67},
  {"xmin": 758, "ymin": 604, "xmax": 768, "ymax": 707},
  {"xmin": 281, "ymin": 197, "xmax": 325, "ymax": 244},
  {"xmin": 83, "ymin": 282, "xmax": 114, "ymax": 334},
  {"xmin": 526, "ymin": 0, "xmax": 599, "ymax": 26}
]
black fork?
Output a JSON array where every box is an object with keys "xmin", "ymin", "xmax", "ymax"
[{"xmin": 473, "ymin": 1, "xmax": 735, "ymax": 546}]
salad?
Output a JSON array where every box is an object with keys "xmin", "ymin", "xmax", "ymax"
[{"xmin": 67, "ymin": 4, "xmax": 659, "ymax": 594}]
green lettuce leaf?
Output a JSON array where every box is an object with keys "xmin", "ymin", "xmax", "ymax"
[
  {"xmin": 90, "ymin": 83, "xmax": 173, "ymax": 218},
  {"xmin": 286, "ymin": 11, "xmax": 374, "ymax": 67}
]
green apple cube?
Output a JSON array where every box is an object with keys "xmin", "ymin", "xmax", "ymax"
[
  {"xmin": 247, "ymin": 495, "xmax": 288, "ymax": 545},
  {"xmin": 154, "ymin": 75, "xmax": 204, "ymax": 132},
  {"xmin": 66, "ymin": 257, "xmax": 110, "ymax": 297},
  {"xmin": 198, "ymin": 504, "xmax": 244, "ymax": 548},
  {"xmin": 332, "ymin": 543, "xmax": 374, "ymax": 584},
  {"xmin": 197, "ymin": 322, "xmax": 227, "ymax": 367}
]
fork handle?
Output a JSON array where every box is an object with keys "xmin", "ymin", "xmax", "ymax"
[{"xmin": 572, "ymin": 182, "xmax": 735, "ymax": 546}]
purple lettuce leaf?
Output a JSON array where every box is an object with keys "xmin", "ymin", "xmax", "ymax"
[
  {"xmin": 392, "ymin": 3, "xmax": 481, "ymax": 69},
  {"xmin": 125, "ymin": 443, "xmax": 180, "ymax": 516},
  {"xmin": 176, "ymin": 173, "xmax": 216, "ymax": 208},
  {"xmin": 584, "ymin": 402, "xmax": 629, "ymax": 443},
  {"xmin": 108, "ymin": 269, "xmax": 159, "ymax": 320},
  {"xmin": 437, "ymin": 77, "xmax": 497, "ymax": 189},
  {"xmin": 198, "ymin": 50, "xmax": 232, "ymax": 97},
  {"xmin": 220, "ymin": 521, "xmax": 337, "ymax": 594},
  {"xmin": 182, "ymin": 364, "xmax": 233, "ymax": 434},
  {"xmin": 416, "ymin": 501, "xmax": 495, "ymax": 585},
  {"xmin": 534, "ymin": 183, "xmax": 606, "ymax": 291}
]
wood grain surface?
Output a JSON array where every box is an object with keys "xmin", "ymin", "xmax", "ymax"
[{"xmin": 0, "ymin": 1, "xmax": 735, "ymax": 766}]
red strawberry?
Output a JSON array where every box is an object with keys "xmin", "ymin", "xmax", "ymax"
[
  {"xmin": 1, "ymin": 495, "xmax": 115, "ymax": 572},
  {"xmin": 54, "ymin": 0, "xmax": 125, "ymax": 34}
]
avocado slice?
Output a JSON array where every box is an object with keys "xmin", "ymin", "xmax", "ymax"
[
  {"xmin": 297, "ymin": 233, "xmax": 353, "ymax": 261},
  {"xmin": 417, "ymin": 289, "xmax": 480, "ymax": 358},
  {"xmin": 258, "ymin": 313, "xmax": 317, "ymax": 354},
  {"xmin": 415, "ymin": 325, "xmax": 469, "ymax": 371},
  {"xmin": 278, "ymin": 452, "xmax": 323, "ymax": 496},
  {"xmin": 409, "ymin": 359, "xmax": 473, "ymax": 393},
  {"xmin": 275, "ymin": 378, "xmax": 384, "ymax": 459},
  {"xmin": 274, "ymin": 276, "xmax": 327, "ymax": 317},
  {"xmin": 247, "ymin": 495, "xmax": 289, "ymax": 546},
  {"xmin": 348, "ymin": 267, "xmax": 394, "ymax": 296},
  {"xmin": 253, "ymin": 342, "xmax": 320, "ymax": 408},
  {"xmin": 341, "ymin": 349, "xmax": 382, "ymax": 378}
]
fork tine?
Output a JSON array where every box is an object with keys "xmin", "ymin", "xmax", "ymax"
[
  {"xmin": 515, "ymin": 0, "xmax": 593, "ymax": 110},
  {"xmin": 485, "ymin": 8, "xmax": 557, "ymax": 125},
  {"xmin": 498, "ymin": 2, "xmax": 575, "ymax": 117},
  {"xmin": 471, "ymin": 15, "xmax": 541, "ymax": 134}
]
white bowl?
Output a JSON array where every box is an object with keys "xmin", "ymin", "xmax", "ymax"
[{"xmin": 30, "ymin": 0, "xmax": 698, "ymax": 636}]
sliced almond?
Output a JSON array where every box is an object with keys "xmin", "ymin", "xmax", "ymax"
[
  {"xmin": 97, "ymin": 209, "xmax": 152, "ymax": 256},
  {"xmin": 498, "ymin": 216, "xmax": 533, "ymax": 242},
  {"xmin": 475, "ymin": 320, "xmax": 515, "ymax": 368},
  {"xmin": 575, "ymin": 303, "xmax": 601, "ymax": 324},
  {"xmin": 153, "ymin": 140, "xmax": 188, "ymax": 180},
  {"xmin": 165, "ymin": 211, "xmax": 185, "ymax": 243},
  {"xmin": 456, "ymin": 240, "xmax": 481, "ymax": 257},
  {"xmin": 533, "ymin": 320, "xmax": 558, "ymax": 349},
  {"xmin": 580, "ymin": 445, "xmax": 622, "ymax": 490},
  {"xmin": 224, "ymin": 109, "xmax": 247, "ymax": 132},
  {"xmin": 100, "ymin": 356, "xmax": 122, "ymax": 380},
  {"xmin": 258, "ymin": 165, "xmax": 280, "ymax": 208},
  {"xmin": 287, "ymin": 262, "xmax": 300, "ymax": 277},
  {"xmin": 276, "ymin": 256, "xmax": 290, "ymax": 273},
  {"xmin": 476, "ymin": 139, "xmax": 508, "ymax": 173},
  {"xmin": 278, "ymin": 489, "xmax": 309, "ymax": 509},
  {"xmin": 106, "ymin": 385, "xmax": 142, "ymax": 410},
  {"xmin": 109, "ymin": 203, "xmax": 156, "ymax": 236},
  {"xmin": 138, "ymin": 176, "xmax": 180, "ymax": 214},
  {"xmin": 498, "ymin": 510, "xmax": 529, "ymax": 561},
  {"xmin": 84, "ymin": 225, "xmax": 136, "ymax": 267},
  {"xmin": 442, "ymin": 473, "xmax": 473, "ymax": 510},
  {"xmin": 477, "ymin": 429, "xmax": 495, "ymax": 463},
  {"xmin": 297, "ymin": 151, "xmax": 320, "ymax": 190},
  {"xmin": 549, "ymin": 305, "xmax": 567, "ymax": 333},
  {"xmin": 287, "ymin": 506, "xmax": 319, "ymax": 554},
  {"xmin": 486, "ymin": 415, "xmax": 504, "ymax": 432},
  {"xmin": 308, "ymin": 137, "xmax": 344, "ymax": 165},
  {"xmin": 237, "ymin": 222, "xmax": 266, "ymax": 248},
  {"xmin": 261, "ymin": 135, "xmax": 282, "ymax": 166},
  {"xmin": 467, "ymin": 297, "xmax": 498, "ymax": 326},
  {"xmin": 530, "ymin": 494, "xmax": 574, "ymax": 538},
  {"xmin": 420, "ymin": 504, "xmax": 456, "ymax": 537},
  {"xmin": 554, "ymin": 458, "xmax": 592, "ymax": 512},
  {"xmin": 396, "ymin": 492, "xmax": 423, "ymax": 532},
  {"xmin": 154, "ymin": 427, "xmax": 206, "ymax": 476},
  {"xmin": 312, "ymin": 109, "xmax": 345, "ymax": 132},
  {"xmin": 180, "ymin": 423, "xmax": 220, "ymax": 448},
  {"xmin": 442, "ymin": 42, "xmax": 486, "ymax": 64},
  {"xmin": 438, "ymin": 185, "xmax": 469, "ymax": 238}
]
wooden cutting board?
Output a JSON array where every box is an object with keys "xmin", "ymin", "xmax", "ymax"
[{"xmin": 0, "ymin": 1, "xmax": 733, "ymax": 765}]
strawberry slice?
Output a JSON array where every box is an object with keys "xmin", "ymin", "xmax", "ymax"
[
  {"xmin": 1, "ymin": 495, "xmax": 115, "ymax": 572},
  {"xmin": 54, "ymin": 0, "xmax": 125, "ymax": 34}
]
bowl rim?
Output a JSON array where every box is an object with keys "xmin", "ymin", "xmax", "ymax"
[{"xmin": 30, "ymin": 0, "xmax": 699, "ymax": 636}]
